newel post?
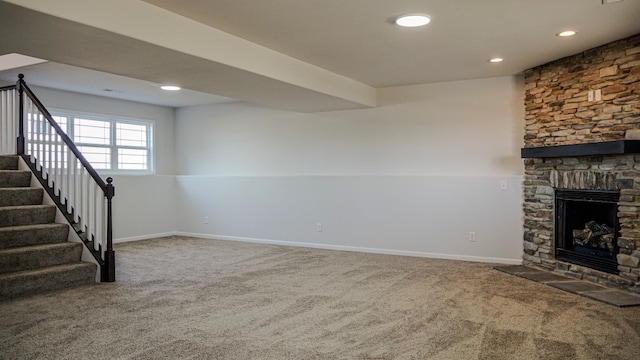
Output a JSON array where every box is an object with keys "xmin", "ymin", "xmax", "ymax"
[
  {"xmin": 102, "ymin": 177, "xmax": 116, "ymax": 282},
  {"xmin": 16, "ymin": 74, "xmax": 25, "ymax": 155}
]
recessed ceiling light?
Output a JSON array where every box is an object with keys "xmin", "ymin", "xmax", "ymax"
[
  {"xmin": 557, "ymin": 30, "xmax": 577, "ymax": 37},
  {"xmin": 488, "ymin": 57, "xmax": 504, "ymax": 63},
  {"xmin": 160, "ymin": 85, "xmax": 181, "ymax": 91},
  {"xmin": 394, "ymin": 14, "xmax": 431, "ymax": 27}
]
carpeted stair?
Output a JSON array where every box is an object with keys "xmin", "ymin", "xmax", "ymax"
[{"xmin": 0, "ymin": 155, "xmax": 96, "ymax": 301}]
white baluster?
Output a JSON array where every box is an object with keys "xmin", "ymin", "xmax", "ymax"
[
  {"xmin": 0, "ymin": 91, "xmax": 8, "ymax": 154},
  {"xmin": 44, "ymin": 120, "xmax": 51, "ymax": 186},
  {"xmin": 54, "ymin": 136, "xmax": 60, "ymax": 197},
  {"xmin": 82, "ymin": 168, "xmax": 89, "ymax": 234},
  {"xmin": 66, "ymin": 149, "xmax": 73, "ymax": 214},
  {"xmin": 89, "ymin": 181, "xmax": 95, "ymax": 250},
  {"xmin": 37, "ymin": 112, "xmax": 42, "ymax": 171},
  {"xmin": 74, "ymin": 157, "xmax": 81, "ymax": 223},
  {"xmin": 30, "ymin": 105, "xmax": 35, "ymax": 163}
]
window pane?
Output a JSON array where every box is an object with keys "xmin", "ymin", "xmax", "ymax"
[
  {"xmin": 52, "ymin": 115, "xmax": 69, "ymax": 134},
  {"xmin": 55, "ymin": 145, "xmax": 68, "ymax": 169},
  {"xmin": 26, "ymin": 113, "xmax": 45, "ymax": 141},
  {"xmin": 117, "ymin": 123, "xmax": 147, "ymax": 147},
  {"xmin": 27, "ymin": 114, "xmax": 67, "ymax": 143},
  {"xmin": 40, "ymin": 144, "xmax": 68, "ymax": 169},
  {"xmin": 118, "ymin": 148, "xmax": 148, "ymax": 170},
  {"xmin": 74, "ymin": 118, "xmax": 110, "ymax": 145},
  {"xmin": 78, "ymin": 146, "xmax": 110, "ymax": 170},
  {"xmin": 49, "ymin": 111, "xmax": 153, "ymax": 172}
]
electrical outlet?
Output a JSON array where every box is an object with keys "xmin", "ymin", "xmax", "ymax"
[
  {"xmin": 500, "ymin": 180, "xmax": 508, "ymax": 191},
  {"xmin": 316, "ymin": 223, "xmax": 322, "ymax": 232},
  {"xmin": 204, "ymin": 216, "xmax": 209, "ymax": 224},
  {"xmin": 469, "ymin": 232, "xmax": 476, "ymax": 242},
  {"xmin": 588, "ymin": 90, "xmax": 594, "ymax": 102},
  {"xmin": 595, "ymin": 89, "xmax": 602, "ymax": 101}
]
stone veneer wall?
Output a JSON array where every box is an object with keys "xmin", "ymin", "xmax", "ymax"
[{"xmin": 523, "ymin": 34, "xmax": 640, "ymax": 293}]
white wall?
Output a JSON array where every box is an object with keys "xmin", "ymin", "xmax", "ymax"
[
  {"xmin": 26, "ymin": 75, "xmax": 526, "ymax": 263},
  {"xmin": 32, "ymin": 86, "xmax": 177, "ymax": 241},
  {"xmin": 175, "ymin": 75, "xmax": 525, "ymax": 263}
]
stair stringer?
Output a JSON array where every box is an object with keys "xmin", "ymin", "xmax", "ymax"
[{"xmin": 17, "ymin": 157, "xmax": 100, "ymax": 282}]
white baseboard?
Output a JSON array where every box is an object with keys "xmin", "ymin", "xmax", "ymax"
[
  {"xmin": 114, "ymin": 231, "xmax": 178, "ymax": 244},
  {"xmin": 176, "ymin": 232, "xmax": 523, "ymax": 265}
]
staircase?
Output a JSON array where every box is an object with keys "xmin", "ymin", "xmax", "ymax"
[{"xmin": 0, "ymin": 155, "xmax": 97, "ymax": 301}]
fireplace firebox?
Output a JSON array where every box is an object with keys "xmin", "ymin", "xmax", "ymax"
[{"xmin": 555, "ymin": 189, "xmax": 620, "ymax": 274}]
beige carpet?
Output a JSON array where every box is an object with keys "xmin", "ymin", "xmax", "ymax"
[{"xmin": 1, "ymin": 236, "xmax": 639, "ymax": 359}]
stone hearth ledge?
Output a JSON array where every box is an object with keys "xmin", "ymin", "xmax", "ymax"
[{"xmin": 494, "ymin": 265, "xmax": 640, "ymax": 307}]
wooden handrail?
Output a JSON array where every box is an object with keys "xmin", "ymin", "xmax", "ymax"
[{"xmin": 17, "ymin": 75, "xmax": 108, "ymax": 191}]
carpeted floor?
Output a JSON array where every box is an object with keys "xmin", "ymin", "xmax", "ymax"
[{"xmin": 1, "ymin": 236, "xmax": 639, "ymax": 359}]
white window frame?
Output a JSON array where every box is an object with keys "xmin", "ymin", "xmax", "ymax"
[{"xmin": 49, "ymin": 109, "xmax": 155, "ymax": 175}]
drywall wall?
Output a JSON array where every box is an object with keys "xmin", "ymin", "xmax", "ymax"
[
  {"xmin": 175, "ymin": 76, "xmax": 523, "ymax": 176},
  {"xmin": 176, "ymin": 175, "xmax": 522, "ymax": 262},
  {"xmin": 30, "ymin": 86, "xmax": 177, "ymax": 241},
  {"xmin": 110, "ymin": 175, "xmax": 176, "ymax": 242},
  {"xmin": 175, "ymin": 75, "xmax": 525, "ymax": 262}
]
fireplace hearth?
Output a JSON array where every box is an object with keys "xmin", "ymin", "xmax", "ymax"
[{"xmin": 555, "ymin": 189, "xmax": 620, "ymax": 274}]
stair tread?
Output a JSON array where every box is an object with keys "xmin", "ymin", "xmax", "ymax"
[
  {"xmin": 0, "ymin": 170, "xmax": 31, "ymax": 175},
  {"xmin": 0, "ymin": 156, "xmax": 19, "ymax": 170},
  {"xmin": 0, "ymin": 204, "xmax": 57, "ymax": 227},
  {"xmin": 0, "ymin": 262, "xmax": 96, "ymax": 280},
  {"xmin": 0, "ymin": 262, "xmax": 97, "ymax": 300},
  {"xmin": 0, "ymin": 204, "xmax": 55, "ymax": 209},
  {"xmin": 0, "ymin": 223, "xmax": 70, "ymax": 249},
  {"xmin": 0, "ymin": 242, "xmax": 80, "ymax": 255},
  {"xmin": 0, "ymin": 170, "xmax": 31, "ymax": 188},
  {"xmin": 0, "ymin": 223, "xmax": 68, "ymax": 231},
  {"xmin": 0, "ymin": 242, "xmax": 83, "ymax": 274},
  {"xmin": 0, "ymin": 187, "xmax": 43, "ymax": 206},
  {"xmin": 0, "ymin": 187, "xmax": 41, "ymax": 190}
]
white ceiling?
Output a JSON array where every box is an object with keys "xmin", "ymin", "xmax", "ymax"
[
  {"xmin": 0, "ymin": 0, "xmax": 639, "ymax": 111},
  {"xmin": 142, "ymin": 0, "xmax": 640, "ymax": 87},
  {"xmin": 0, "ymin": 60, "xmax": 234, "ymax": 108}
]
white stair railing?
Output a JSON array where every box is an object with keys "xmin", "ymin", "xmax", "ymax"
[{"xmin": 0, "ymin": 75, "xmax": 115, "ymax": 282}]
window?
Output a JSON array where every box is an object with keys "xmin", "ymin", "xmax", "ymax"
[{"xmin": 50, "ymin": 111, "xmax": 153, "ymax": 173}]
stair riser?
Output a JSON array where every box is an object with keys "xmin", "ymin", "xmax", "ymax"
[
  {"xmin": 0, "ymin": 224, "xmax": 69, "ymax": 249},
  {"xmin": 0, "ymin": 243, "xmax": 83, "ymax": 273},
  {"xmin": 0, "ymin": 188, "xmax": 43, "ymax": 206},
  {"xmin": 0, "ymin": 206, "xmax": 56, "ymax": 227},
  {"xmin": 0, "ymin": 170, "xmax": 31, "ymax": 188},
  {"xmin": 0, "ymin": 156, "xmax": 18, "ymax": 170},
  {"xmin": 0, "ymin": 263, "xmax": 97, "ymax": 301}
]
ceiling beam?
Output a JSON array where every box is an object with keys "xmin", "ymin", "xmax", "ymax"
[{"xmin": 0, "ymin": 0, "xmax": 377, "ymax": 112}]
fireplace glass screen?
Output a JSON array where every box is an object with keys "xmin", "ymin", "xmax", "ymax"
[{"xmin": 555, "ymin": 189, "xmax": 620, "ymax": 274}]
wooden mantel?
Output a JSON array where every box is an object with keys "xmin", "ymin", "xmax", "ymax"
[{"xmin": 521, "ymin": 140, "xmax": 640, "ymax": 159}]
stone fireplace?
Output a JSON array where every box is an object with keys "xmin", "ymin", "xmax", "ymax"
[
  {"xmin": 522, "ymin": 149, "xmax": 640, "ymax": 291},
  {"xmin": 522, "ymin": 34, "xmax": 640, "ymax": 293}
]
